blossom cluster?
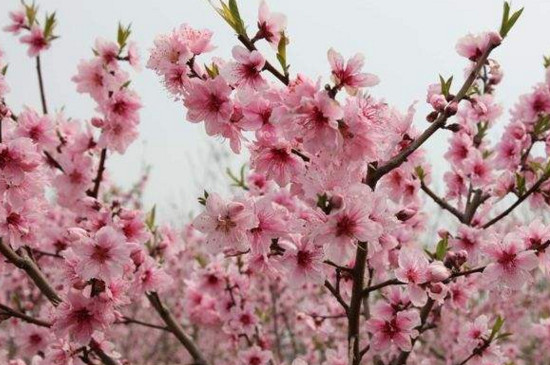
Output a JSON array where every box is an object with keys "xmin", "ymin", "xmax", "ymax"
[{"xmin": 1, "ymin": 1, "xmax": 550, "ymax": 365}]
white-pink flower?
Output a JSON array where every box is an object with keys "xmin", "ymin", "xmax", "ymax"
[
  {"xmin": 365, "ymin": 301, "xmax": 420, "ymax": 352},
  {"xmin": 72, "ymin": 226, "xmax": 133, "ymax": 283},
  {"xmin": 192, "ymin": 193, "xmax": 257, "ymax": 252},
  {"xmin": 327, "ymin": 48, "xmax": 379, "ymax": 95},
  {"xmin": 484, "ymin": 233, "xmax": 538, "ymax": 289}
]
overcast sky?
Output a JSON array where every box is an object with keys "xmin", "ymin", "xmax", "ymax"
[{"xmin": 2, "ymin": 0, "xmax": 550, "ymax": 219}]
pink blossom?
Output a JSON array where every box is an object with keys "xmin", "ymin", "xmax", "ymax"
[
  {"xmin": 4, "ymin": 10, "xmax": 26, "ymax": 34},
  {"xmin": 15, "ymin": 324, "xmax": 52, "ymax": 356},
  {"xmin": 462, "ymin": 150, "xmax": 492, "ymax": 188},
  {"xmin": 184, "ymin": 77, "xmax": 233, "ymax": 127},
  {"xmin": 52, "ymin": 292, "xmax": 113, "ymax": 344},
  {"xmin": 20, "ymin": 26, "xmax": 50, "ymax": 57},
  {"xmin": 192, "ymin": 193, "xmax": 257, "ymax": 252},
  {"xmin": 72, "ymin": 226, "xmax": 132, "ymax": 283},
  {"xmin": 14, "ymin": 109, "xmax": 57, "ymax": 149},
  {"xmin": 222, "ymin": 46, "xmax": 266, "ymax": 90},
  {"xmin": 94, "ymin": 38, "xmax": 119, "ymax": 69},
  {"xmin": 484, "ymin": 233, "xmax": 538, "ymax": 289},
  {"xmin": 132, "ymin": 256, "xmax": 173, "ymax": 295},
  {"xmin": 250, "ymin": 139, "xmax": 306, "ymax": 187},
  {"xmin": 455, "ymin": 31, "xmax": 501, "ymax": 61},
  {"xmin": 101, "ymin": 89, "xmax": 141, "ymax": 123},
  {"xmin": 72, "ymin": 58, "xmax": 125, "ymax": 102},
  {"xmin": 0, "ymin": 137, "xmax": 42, "ymax": 183},
  {"xmin": 257, "ymin": 0, "xmax": 287, "ymax": 47},
  {"xmin": 98, "ymin": 117, "xmax": 139, "ymax": 154},
  {"xmin": 176, "ymin": 24, "xmax": 214, "ymax": 55},
  {"xmin": 239, "ymin": 345, "xmax": 272, "ymax": 365},
  {"xmin": 0, "ymin": 200, "xmax": 39, "ymax": 249},
  {"xmin": 54, "ymin": 155, "xmax": 94, "ymax": 200},
  {"xmin": 365, "ymin": 301, "xmax": 420, "ymax": 352},
  {"xmin": 316, "ymin": 187, "xmax": 382, "ymax": 263},
  {"xmin": 296, "ymin": 91, "xmax": 344, "ymax": 153},
  {"xmin": 281, "ymin": 236, "xmax": 324, "ymax": 287},
  {"xmin": 327, "ymin": 48, "xmax": 379, "ymax": 94},
  {"xmin": 394, "ymin": 249, "xmax": 429, "ymax": 306}
]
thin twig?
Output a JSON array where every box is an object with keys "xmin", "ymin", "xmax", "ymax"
[
  {"xmin": 36, "ymin": 56, "xmax": 48, "ymax": 114},
  {"xmin": 89, "ymin": 148, "xmax": 107, "ymax": 198},
  {"xmin": 482, "ymin": 170, "xmax": 550, "ymax": 228},
  {"xmin": 420, "ymin": 181, "xmax": 464, "ymax": 222},
  {"xmin": 0, "ymin": 303, "xmax": 52, "ymax": 327}
]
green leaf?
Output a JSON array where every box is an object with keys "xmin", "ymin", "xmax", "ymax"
[
  {"xmin": 1, "ymin": 65, "xmax": 7, "ymax": 76},
  {"xmin": 435, "ymin": 237, "xmax": 449, "ymax": 261},
  {"xmin": 515, "ymin": 173, "xmax": 526, "ymax": 196},
  {"xmin": 43, "ymin": 12, "xmax": 57, "ymax": 39},
  {"xmin": 205, "ymin": 63, "xmax": 220, "ymax": 78},
  {"xmin": 198, "ymin": 190, "xmax": 209, "ymax": 206},
  {"xmin": 438, "ymin": 75, "xmax": 453, "ymax": 98},
  {"xmin": 505, "ymin": 8, "xmax": 524, "ymax": 37},
  {"xmin": 495, "ymin": 332, "xmax": 513, "ymax": 341},
  {"xmin": 500, "ymin": 2, "xmax": 523, "ymax": 38},
  {"xmin": 117, "ymin": 23, "xmax": 132, "ymax": 51},
  {"xmin": 489, "ymin": 315, "xmax": 505, "ymax": 342},
  {"xmin": 276, "ymin": 32, "xmax": 289, "ymax": 74},
  {"xmin": 24, "ymin": 1, "xmax": 38, "ymax": 26},
  {"xmin": 499, "ymin": 2, "xmax": 511, "ymax": 37},
  {"xmin": 227, "ymin": 0, "xmax": 246, "ymax": 35},
  {"xmin": 414, "ymin": 165, "xmax": 425, "ymax": 180},
  {"xmin": 145, "ymin": 205, "xmax": 156, "ymax": 230},
  {"xmin": 544, "ymin": 56, "xmax": 550, "ymax": 69}
]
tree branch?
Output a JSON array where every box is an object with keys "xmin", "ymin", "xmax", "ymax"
[
  {"xmin": 0, "ymin": 303, "xmax": 52, "ymax": 327},
  {"xmin": 89, "ymin": 148, "xmax": 107, "ymax": 198},
  {"xmin": 482, "ymin": 170, "xmax": 550, "ymax": 228},
  {"xmin": 36, "ymin": 56, "xmax": 48, "ymax": 115},
  {"xmin": 237, "ymin": 34, "xmax": 289, "ymax": 85},
  {"xmin": 367, "ymin": 43, "xmax": 498, "ymax": 189},
  {"xmin": 420, "ymin": 181, "xmax": 465, "ymax": 222},
  {"xmin": 147, "ymin": 292, "xmax": 210, "ymax": 365}
]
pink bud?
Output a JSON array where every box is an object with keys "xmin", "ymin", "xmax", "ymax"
[
  {"xmin": 131, "ymin": 249, "xmax": 146, "ymax": 266},
  {"xmin": 91, "ymin": 117, "xmax": 105, "ymax": 128},
  {"xmin": 428, "ymin": 261, "xmax": 450, "ymax": 282}
]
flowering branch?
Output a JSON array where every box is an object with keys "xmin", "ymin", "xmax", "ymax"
[
  {"xmin": 482, "ymin": 169, "xmax": 550, "ymax": 228},
  {"xmin": 237, "ymin": 34, "xmax": 289, "ymax": 85},
  {"xmin": 367, "ymin": 42, "xmax": 499, "ymax": 189}
]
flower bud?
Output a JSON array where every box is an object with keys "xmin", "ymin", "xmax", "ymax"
[
  {"xmin": 426, "ymin": 111, "xmax": 439, "ymax": 123},
  {"xmin": 428, "ymin": 261, "xmax": 450, "ymax": 282}
]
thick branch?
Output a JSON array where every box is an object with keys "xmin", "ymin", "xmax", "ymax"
[
  {"xmin": 347, "ymin": 241, "xmax": 368, "ymax": 365},
  {"xmin": 147, "ymin": 292, "xmax": 210, "ymax": 365},
  {"xmin": 0, "ymin": 239, "xmax": 119, "ymax": 365},
  {"xmin": 0, "ymin": 239, "xmax": 62, "ymax": 306}
]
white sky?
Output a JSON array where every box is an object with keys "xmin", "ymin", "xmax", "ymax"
[{"xmin": 2, "ymin": 0, "xmax": 550, "ymax": 219}]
